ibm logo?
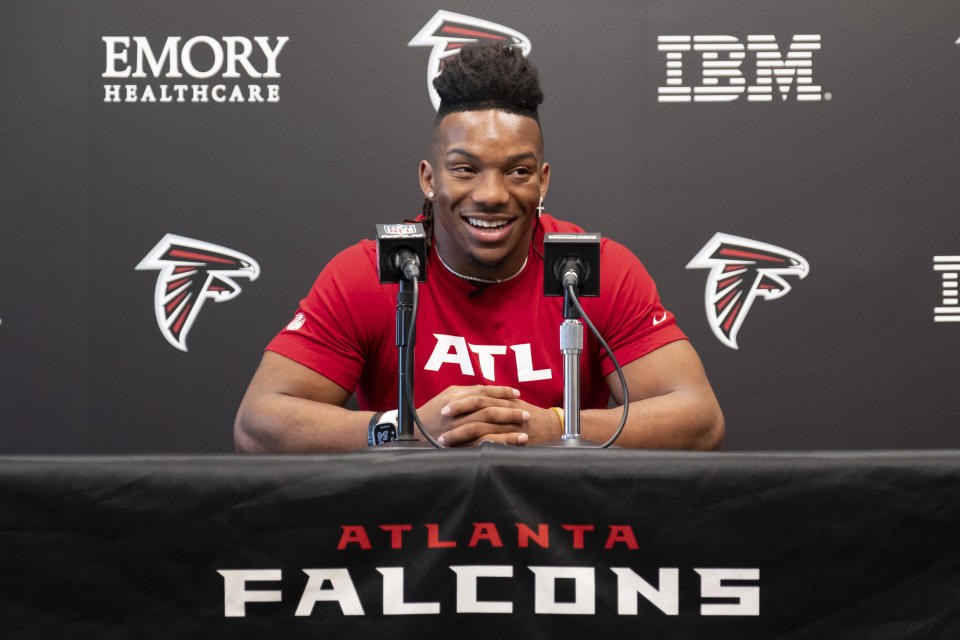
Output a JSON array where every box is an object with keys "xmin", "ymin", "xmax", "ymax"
[
  {"xmin": 657, "ymin": 35, "xmax": 825, "ymax": 103},
  {"xmin": 934, "ymin": 256, "xmax": 960, "ymax": 323}
]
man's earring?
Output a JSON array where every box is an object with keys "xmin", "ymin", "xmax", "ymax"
[
  {"xmin": 428, "ymin": 191, "xmax": 435, "ymax": 199},
  {"xmin": 537, "ymin": 196, "xmax": 545, "ymax": 218}
]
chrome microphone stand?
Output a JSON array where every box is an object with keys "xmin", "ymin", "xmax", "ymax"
[
  {"xmin": 541, "ymin": 274, "xmax": 605, "ymax": 448},
  {"xmin": 560, "ymin": 316, "xmax": 583, "ymax": 441}
]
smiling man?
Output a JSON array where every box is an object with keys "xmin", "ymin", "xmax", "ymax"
[{"xmin": 234, "ymin": 43, "xmax": 723, "ymax": 451}]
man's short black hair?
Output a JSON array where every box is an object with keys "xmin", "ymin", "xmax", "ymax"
[{"xmin": 433, "ymin": 41, "xmax": 543, "ymax": 123}]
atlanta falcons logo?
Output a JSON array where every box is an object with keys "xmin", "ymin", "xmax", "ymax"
[
  {"xmin": 135, "ymin": 234, "xmax": 260, "ymax": 352},
  {"xmin": 687, "ymin": 233, "xmax": 809, "ymax": 350},
  {"xmin": 409, "ymin": 10, "xmax": 532, "ymax": 110}
]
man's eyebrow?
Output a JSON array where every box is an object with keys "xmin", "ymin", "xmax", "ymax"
[
  {"xmin": 445, "ymin": 149, "xmax": 538, "ymax": 164},
  {"xmin": 445, "ymin": 148, "xmax": 479, "ymax": 161},
  {"xmin": 504, "ymin": 152, "xmax": 538, "ymax": 164}
]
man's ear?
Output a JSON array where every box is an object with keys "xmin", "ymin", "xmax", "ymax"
[
  {"xmin": 419, "ymin": 160, "xmax": 435, "ymax": 199},
  {"xmin": 539, "ymin": 162, "xmax": 551, "ymax": 201}
]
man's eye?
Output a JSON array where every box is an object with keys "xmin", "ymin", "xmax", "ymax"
[
  {"xmin": 451, "ymin": 165, "xmax": 475, "ymax": 174},
  {"xmin": 511, "ymin": 167, "xmax": 532, "ymax": 176}
]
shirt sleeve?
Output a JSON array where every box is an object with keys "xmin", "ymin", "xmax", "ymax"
[
  {"xmin": 591, "ymin": 239, "xmax": 687, "ymax": 376},
  {"xmin": 265, "ymin": 242, "xmax": 390, "ymax": 393}
]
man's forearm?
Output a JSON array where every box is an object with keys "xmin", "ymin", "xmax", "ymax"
[
  {"xmin": 235, "ymin": 393, "xmax": 374, "ymax": 453},
  {"xmin": 579, "ymin": 389, "xmax": 724, "ymax": 450}
]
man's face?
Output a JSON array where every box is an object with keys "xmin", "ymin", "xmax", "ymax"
[{"xmin": 420, "ymin": 109, "xmax": 549, "ymax": 280}]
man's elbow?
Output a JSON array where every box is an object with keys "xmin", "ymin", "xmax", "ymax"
[
  {"xmin": 234, "ymin": 402, "xmax": 269, "ymax": 454},
  {"xmin": 697, "ymin": 404, "xmax": 725, "ymax": 451}
]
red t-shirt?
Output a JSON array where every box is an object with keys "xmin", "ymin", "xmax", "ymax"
[{"xmin": 267, "ymin": 215, "xmax": 686, "ymax": 411}]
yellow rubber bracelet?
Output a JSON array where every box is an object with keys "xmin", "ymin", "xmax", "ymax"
[{"xmin": 549, "ymin": 407, "xmax": 565, "ymax": 436}]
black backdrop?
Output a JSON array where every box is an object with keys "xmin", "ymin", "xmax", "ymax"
[{"xmin": 2, "ymin": 0, "xmax": 959, "ymax": 453}]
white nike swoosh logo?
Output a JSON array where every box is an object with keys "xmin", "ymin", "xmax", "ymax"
[{"xmin": 653, "ymin": 312, "xmax": 668, "ymax": 326}]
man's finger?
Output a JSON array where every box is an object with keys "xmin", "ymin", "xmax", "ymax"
[
  {"xmin": 482, "ymin": 385, "xmax": 521, "ymax": 398},
  {"xmin": 456, "ymin": 385, "xmax": 520, "ymax": 401},
  {"xmin": 444, "ymin": 403, "xmax": 530, "ymax": 426},
  {"xmin": 438, "ymin": 421, "xmax": 524, "ymax": 446},
  {"xmin": 441, "ymin": 388, "xmax": 521, "ymax": 417},
  {"xmin": 476, "ymin": 432, "xmax": 529, "ymax": 447}
]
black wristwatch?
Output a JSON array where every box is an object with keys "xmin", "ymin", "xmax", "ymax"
[{"xmin": 367, "ymin": 409, "xmax": 399, "ymax": 446}]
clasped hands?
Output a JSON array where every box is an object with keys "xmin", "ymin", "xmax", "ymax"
[{"xmin": 416, "ymin": 385, "xmax": 561, "ymax": 447}]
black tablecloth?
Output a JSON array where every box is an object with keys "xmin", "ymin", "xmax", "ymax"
[{"xmin": 1, "ymin": 448, "xmax": 958, "ymax": 638}]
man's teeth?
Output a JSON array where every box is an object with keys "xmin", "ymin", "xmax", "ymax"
[{"xmin": 467, "ymin": 218, "xmax": 509, "ymax": 229}]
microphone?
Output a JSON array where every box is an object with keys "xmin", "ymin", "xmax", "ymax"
[
  {"xmin": 376, "ymin": 223, "xmax": 427, "ymax": 283},
  {"xmin": 543, "ymin": 233, "xmax": 601, "ymax": 297},
  {"xmin": 558, "ymin": 255, "xmax": 589, "ymax": 290},
  {"xmin": 374, "ymin": 222, "xmax": 435, "ymax": 448},
  {"xmin": 539, "ymin": 232, "xmax": 607, "ymax": 448},
  {"xmin": 394, "ymin": 248, "xmax": 421, "ymax": 281}
]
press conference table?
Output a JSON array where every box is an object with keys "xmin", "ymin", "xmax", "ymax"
[{"xmin": 1, "ymin": 448, "xmax": 957, "ymax": 638}]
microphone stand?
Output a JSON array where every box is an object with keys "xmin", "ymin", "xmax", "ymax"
[
  {"xmin": 367, "ymin": 223, "xmax": 433, "ymax": 449},
  {"xmin": 396, "ymin": 278, "xmax": 416, "ymax": 442},
  {"xmin": 540, "ymin": 280, "xmax": 605, "ymax": 448},
  {"xmin": 381, "ymin": 276, "xmax": 433, "ymax": 448}
]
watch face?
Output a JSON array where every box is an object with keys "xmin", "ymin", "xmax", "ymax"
[{"xmin": 374, "ymin": 423, "xmax": 398, "ymax": 445}]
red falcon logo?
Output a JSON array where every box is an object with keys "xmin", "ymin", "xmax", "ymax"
[
  {"xmin": 135, "ymin": 234, "xmax": 260, "ymax": 352},
  {"xmin": 687, "ymin": 233, "xmax": 809, "ymax": 349},
  {"xmin": 408, "ymin": 10, "xmax": 532, "ymax": 110}
]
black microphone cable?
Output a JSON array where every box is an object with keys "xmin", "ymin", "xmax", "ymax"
[{"xmin": 402, "ymin": 277, "xmax": 444, "ymax": 449}]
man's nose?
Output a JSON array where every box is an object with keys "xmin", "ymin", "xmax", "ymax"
[{"xmin": 471, "ymin": 171, "xmax": 510, "ymax": 209}]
